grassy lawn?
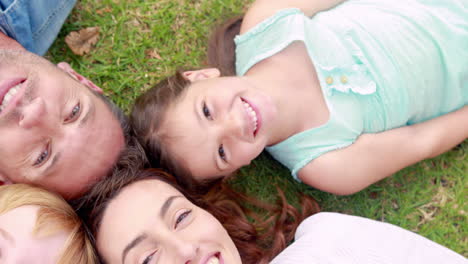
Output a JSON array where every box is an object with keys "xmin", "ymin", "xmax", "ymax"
[{"xmin": 48, "ymin": 0, "xmax": 467, "ymax": 256}]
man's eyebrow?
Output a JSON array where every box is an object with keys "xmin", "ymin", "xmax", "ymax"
[
  {"xmin": 0, "ymin": 228, "xmax": 14, "ymax": 245},
  {"xmin": 43, "ymin": 94, "xmax": 95, "ymax": 177},
  {"xmin": 122, "ymin": 233, "xmax": 148, "ymax": 264},
  {"xmin": 79, "ymin": 94, "xmax": 96, "ymax": 128},
  {"xmin": 160, "ymin": 195, "xmax": 183, "ymax": 218}
]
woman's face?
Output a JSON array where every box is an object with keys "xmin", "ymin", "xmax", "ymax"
[
  {"xmin": 97, "ymin": 179, "xmax": 242, "ymax": 264},
  {"xmin": 0, "ymin": 205, "xmax": 68, "ymax": 263}
]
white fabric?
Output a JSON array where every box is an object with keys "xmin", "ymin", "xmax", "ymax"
[{"xmin": 270, "ymin": 212, "xmax": 466, "ymax": 264}]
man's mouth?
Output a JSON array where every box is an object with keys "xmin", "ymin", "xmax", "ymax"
[
  {"xmin": 241, "ymin": 98, "xmax": 259, "ymax": 136},
  {"xmin": 0, "ymin": 79, "xmax": 25, "ymax": 114}
]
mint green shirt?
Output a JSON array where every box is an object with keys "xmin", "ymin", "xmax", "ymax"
[{"xmin": 235, "ymin": 0, "xmax": 468, "ymax": 179}]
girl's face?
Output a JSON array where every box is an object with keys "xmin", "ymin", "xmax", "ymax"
[
  {"xmin": 162, "ymin": 70, "xmax": 277, "ymax": 181},
  {"xmin": 0, "ymin": 205, "xmax": 69, "ymax": 263},
  {"xmin": 97, "ymin": 179, "xmax": 242, "ymax": 264}
]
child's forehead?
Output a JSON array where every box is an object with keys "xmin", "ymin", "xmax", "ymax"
[
  {"xmin": 163, "ymin": 120, "xmax": 208, "ymax": 148},
  {"xmin": 188, "ymin": 77, "xmax": 224, "ymax": 93}
]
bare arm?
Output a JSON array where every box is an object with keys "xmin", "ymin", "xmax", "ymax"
[
  {"xmin": 0, "ymin": 32, "xmax": 25, "ymax": 51},
  {"xmin": 241, "ymin": 0, "xmax": 347, "ymax": 34},
  {"xmin": 298, "ymin": 106, "xmax": 468, "ymax": 195}
]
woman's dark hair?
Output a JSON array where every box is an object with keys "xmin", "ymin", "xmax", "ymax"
[
  {"xmin": 74, "ymin": 169, "xmax": 320, "ymax": 264},
  {"xmin": 130, "ymin": 16, "xmax": 243, "ymax": 192}
]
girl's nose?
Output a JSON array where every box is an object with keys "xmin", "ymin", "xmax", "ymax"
[
  {"xmin": 18, "ymin": 97, "xmax": 48, "ymax": 129},
  {"xmin": 220, "ymin": 106, "xmax": 249, "ymax": 142}
]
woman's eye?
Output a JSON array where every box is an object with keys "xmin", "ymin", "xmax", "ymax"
[
  {"xmin": 175, "ymin": 210, "xmax": 192, "ymax": 229},
  {"xmin": 202, "ymin": 102, "xmax": 212, "ymax": 120},
  {"xmin": 218, "ymin": 145, "xmax": 227, "ymax": 162},
  {"xmin": 34, "ymin": 146, "xmax": 50, "ymax": 166},
  {"xmin": 64, "ymin": 102, "xmax": 81, "ymax": 123},
  {"xmin": 141, "ymin": 251, "xmax": 156, "ymax": 264}
]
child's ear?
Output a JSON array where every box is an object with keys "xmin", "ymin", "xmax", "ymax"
[
  {"xmin": 183, "ymin": 68, "xmax": 221, "ymax": 82},
  {"xmin": 57, "ymin": 62, "xmax": 104, "ymax": 93}
]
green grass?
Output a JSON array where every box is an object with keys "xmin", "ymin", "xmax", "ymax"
[{"xmin": 48, "ymin": 0, "xmax": 467, "ymax": 256}]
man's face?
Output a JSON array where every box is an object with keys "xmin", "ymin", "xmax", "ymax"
[{"xmin": 0, "ymin": 50, "xmax": 125, "ymax": 198}]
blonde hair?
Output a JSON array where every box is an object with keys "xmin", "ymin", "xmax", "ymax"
[{"xmin": 0, "ymin": 184, "xmax": 97, "ymax": 264}]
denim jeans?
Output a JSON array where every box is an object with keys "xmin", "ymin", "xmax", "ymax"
[{"xmin": 0, "ymin": 0, "xmax": 76, "ymax": 55}]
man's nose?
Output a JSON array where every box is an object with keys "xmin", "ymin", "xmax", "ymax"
[{"xmin": 18, "ymin": 97, "xmax": 48, "ymax": 129}]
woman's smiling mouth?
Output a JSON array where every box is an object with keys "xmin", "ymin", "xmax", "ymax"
[{"xmin": 205, "ymin": 252, "xmax": 223, "ymax": 264}]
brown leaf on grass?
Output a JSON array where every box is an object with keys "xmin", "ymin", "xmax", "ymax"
[
  {"xmin": 65, "ymin": 27, "xmax": 100, "ymax": 56},
  {"xmin": 96, "ymin": 7, "xmax": 112, "ymax": 15},
  {"xmin": 145, "ymin": 49, "xmax": 162, "ymax": 60},
  {"xmin": 130, "ymin": 18, "xmax": 140, "ymax": 27},
  {"xmin": 368, "ymin": 191, "xmax": 379, "ymax": 199}
]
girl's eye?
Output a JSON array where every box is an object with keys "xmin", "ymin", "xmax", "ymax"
[
  {"xmin": 141, "ymin": 251, "xmax": 156, "ymax": 264},
  {"xmin": 202, "ymin": 102, "xmax": 212, "ymax": 120},
  {"xmin": 218, "ymin": 145, "xmax": 227, "ymax": 162},
  {"xmin": 34, "ymin": 144, "xmax": 50, "ymax": 166},
  {"xmin": 64, "ymin": 102, "xmax": 81, "ymax": 123},
  {"xmin": 175, "ymin": 210, "xmax": 192, "ymax": 229}
]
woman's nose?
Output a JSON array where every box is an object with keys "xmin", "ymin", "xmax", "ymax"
[
  {"xmin": 18, "ymin": 97, "xmax": 48, "ymax": 129},
  {"xmin": 169, "ymin": 237, "xmax": 198, "ymax": 264}
]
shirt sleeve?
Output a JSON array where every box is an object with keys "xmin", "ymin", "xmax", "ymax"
[{"xmin": 270, "ymin": 212, "xmax": 466, "ymax": 264}]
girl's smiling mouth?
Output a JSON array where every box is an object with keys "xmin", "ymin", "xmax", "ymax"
[{"xmin": 241, "ymin": 97, "xmax": 259, "ymax": 136}]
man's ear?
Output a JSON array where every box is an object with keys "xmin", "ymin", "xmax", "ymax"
[
  {"xmin": 0, "ymin": 172, "xmax": 12, "ymax": 186},
  {"xmin": 182, "ymin": 68, "xmax": 221, "ymax": 82},
  {"xmin": 57, "ymin": 62, "xmax": 103, "ymax": 94}
]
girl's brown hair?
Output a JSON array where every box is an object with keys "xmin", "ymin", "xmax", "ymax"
[
  {"xmin": 0, "ymin": 184, "xmax": 97, "ymax": 264},
  {"xmin": 74, "ymin": 168, "xmax": 319, "ymax": 264},
  {"xmin": 131, "ymin": 16, "xmax": 243, "ymax": 191},
  {"xmin": 131, "ymin": 71, "xmax": 197, "ymax": 189},
  {"xmin": 206, "ymin": 16, "xmax": 243, "ymax": 76}
]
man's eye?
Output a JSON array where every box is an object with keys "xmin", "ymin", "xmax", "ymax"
[
  {"xmin": 203, "ymin": 102, "xmax": 212, "ymax": 120},
  {"xmin": 34, "ymin": 146, "xmax": 49, "ymax": 166},
  {"xmin": 64, "ymin": 102, "xmax": 81, "ymax": 123},
  {"xmin": 218, "ymin": 145, "xmax": 227, "ymax": 162},
  {"xmin": 175, "ymin": 210, "xmax": 192, "ymax": 229}
]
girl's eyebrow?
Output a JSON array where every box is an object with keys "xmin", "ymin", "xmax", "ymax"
[{"xmin": 194, "ymin": 97, "xmax": 202, "ymax": 124}]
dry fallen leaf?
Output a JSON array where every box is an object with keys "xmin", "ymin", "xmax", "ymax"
[
  {"xmin": 65, "ymin": 27, "xmax": 100, "ymax": 56},
  {"xmin": 96, "ymin": 7, "xmax": 112, "ymax": 15},
  {"xmin": 145, "ymin": 49, "xmax": 162, "ymax": 60}
]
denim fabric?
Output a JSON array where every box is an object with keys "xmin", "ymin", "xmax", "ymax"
[{"xmin": 0, "ymin": 0, "xmax": 76, "ymax": 55}]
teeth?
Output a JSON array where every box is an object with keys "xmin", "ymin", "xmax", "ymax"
[
  {"xmin": 0, "ymin": 84, "xmax": 20, "ymax": 110},
  {"xmin": 242, "ymin": 101, "xmax": 258, "ymax": 133},
  {"xmin": 207, "ymin": 256, "xmax": 220, "ymax": 264},
  {"xmin": 0, "ymin": 84, "xmax": 20, "ymax": 111}
]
